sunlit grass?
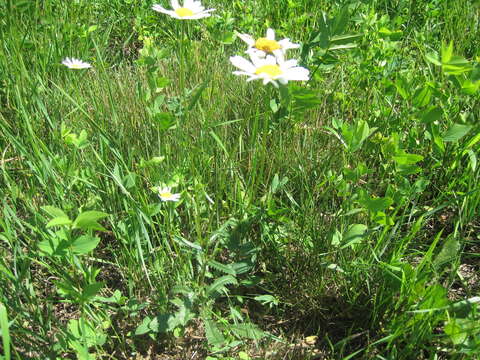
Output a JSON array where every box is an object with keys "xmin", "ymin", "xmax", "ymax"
[{"xmin": 0, "ymin": 0, "xmax": 479, "ymax": 359}]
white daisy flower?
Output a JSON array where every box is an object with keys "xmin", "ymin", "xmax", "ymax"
[
  {"xmin": 237, "ymin": 28, "xmax": 300, "ymax": 60},
  {"xmin": 157, "ymin": 187, "xmax": 181, "ymax": 202},
  {"xmin": 61, "ymin": 58, "xmax": 91, "ymax": 70},
  {"xmin": 230, "ymin": 53, "xmax": 309, "ymax": 88},
  {"xmin": 152, "ymin": 0, "xmax": 215, "ymax": 20}
]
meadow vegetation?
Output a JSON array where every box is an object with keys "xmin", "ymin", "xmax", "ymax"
[{"xmin": 0, "ymin": 0, "xmax": 479, "ymax": 359}]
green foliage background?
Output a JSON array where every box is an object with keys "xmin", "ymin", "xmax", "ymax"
[{"xmin": 0, "ymin": 0, "xmax": 479, "ymax": 359}]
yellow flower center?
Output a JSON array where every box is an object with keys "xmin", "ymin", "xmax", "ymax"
[
  {"xmin": 255, "ymin": 64, "xmax": 283, "ymax": 78},
  {"xmin": 175, "ymin": 7, "xmax": 194, "ymax": 17},
  {"xmin": 70, "ymin": 64, "xmax": 83, "ymax": 69},
  {"xmin": 254, "ymin": 38, "xmax": 281, "ymax": 53},
  {"xmin": 160, "ymin": 191, "xmax": 173, "ymax": 199}
]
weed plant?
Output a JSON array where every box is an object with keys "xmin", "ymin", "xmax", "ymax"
[{"xmin": 0, "ymin": 0, "xmax": 479, "ymax": 359}]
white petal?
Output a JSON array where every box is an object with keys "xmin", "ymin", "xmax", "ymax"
[
  {"xmin": 246, "ymin": 75, "xmax": 261, "ymax": 82},
  {"xmin": 232, "ymin": 71, "xmax": 252, "ymax": 76},
  {"xmin": 278, "ymin": 38, "xmax": 300, "ymax": 50},
  {"xmin": 284, "ymin": 67, "xmax": 310, "ymax": 81},
  {"xmin": 230, "ymin": 56, "xmax": 256, "ymax": 73},
  {"xmin": 272, "ymin": 49, "xmax": 285, "ymax": 62},
  {"xmin": 152, "ymin": 5, "xmax": 175, "ymax": 15},
  {"xmin": 171, "ymin": 0, "xmax": 180, "ymax": 9},
  {"xmin": 248, "ymin": 52, "xmax": 265, "ymax": 67},
  {"xmin": 190, "ymin": 3, "xmax": 204, "ymax": 11},
  {"xmin": 184, "ymin": 0, "xmax": 194, "ymax": 8},
  {"xmin": 266, "ymin": 28, "xmax": 275, "ymax": 40},
  {"xmin": 184, "ymin": 13, "xmax": 211, "ymax": 19},
  {"xmin": 246, "ymin": 48, "xmax": 267, "ymax": 58},
  {"xmin": 264, "ymin": 55, "xmax": 277, "ymax": 65},
  {"xmin": 237, "ymin": 33, "xmax": 255, "ymax": 46},
  {"xmin": 282, "ymin": 59, "xmax": 298, "ymax": 69},
  {"xmin": 277, "ymin": 76, "xmax": 288, "ymax": 85}
]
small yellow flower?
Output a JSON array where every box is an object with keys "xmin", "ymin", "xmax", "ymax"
[
  {"xmin": 237, "ymin": 28, "xmax": 300, "ymax": 60},
  {"xmin": 152, "ymin": 0, "xmax": 215, "ymax": 20}
]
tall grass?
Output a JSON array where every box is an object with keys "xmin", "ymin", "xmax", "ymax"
[{"xmin": 1, "ymin": 0, "xmax": 479, "ymax": 359}]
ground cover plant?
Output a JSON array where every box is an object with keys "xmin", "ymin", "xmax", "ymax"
[{"xmin": 1, "ymin": 0, "xmax": 479, "ymax": 359}]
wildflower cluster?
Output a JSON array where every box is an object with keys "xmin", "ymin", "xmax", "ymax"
[
  {"xmin": 60, "ymin": 0, "xmax": 311, "ymax": 201},
  {"xmin": 231, "ymin": 28, "xmax": 309, "ymax": 88}
]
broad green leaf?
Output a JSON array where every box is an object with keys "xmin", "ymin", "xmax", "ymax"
[
  {"xmin": 425, "ymin": 52, "xmax": 441, "ymax": 66},
  {"xmin": 38, "ymin": 237, "xmax": 69, "ymax": 257},
  {"xmin": 413, "ymin": 86, "xmax": 431, "ymax": 108},
  {"xmin": 433, "ymin": 237, "xmax": 460, "ymax": 268},
  {"xmin": 461, "ymin": 79, "xmax": 480, "ymax": 95},
  {"xmin": 444, "ymin": 320, "xmax": 467, "ymax": 345},
  {"xmin": 441, "ymin": 41, "xmax": 453, "ymax": 63},
  {"xmin": 73, "ymin": 211, "xmax": 109, "ymax": 231},
  {"xmin": 153, "ymin": 112, "xmax": 176, "ymax": 131},
  {"xmin": 0, "ymin": 303, "xmax": 11, "ymax": 360},
  {"xmin": 149, "ymin": 314, "xmax": 177, "ymax": 333},
  {"xmin": 359, "ymin": 196, "xmax": 393, "ymax": 213},
  {"xmin": 173, "ymin": 236, "xmax": 203, "ymax": 252},
  {"xmin": 42, "ymin": 206, "xmax": 68, "ymax": 219},
  {"xmin": 135, "ymin": 316, "xmax": 152, "ymax": 335},
  {"xmin": 71, "ymin": 235, "xmax": 101, "ymax": 254},
  {"xmin": 420, "ymin": 106, "xmax": 442, "ymax": 124},
  {"xmin": 81, "ymin": 282, "xmax": 105, "ymax": 302},
  {"xmin": 341, "ymin": 224, "xmax": 368, "ymax": 249},
  {"xmin": 442, "ymin": 123, "xmax": 472, "ymax": 142},
  {"xmin": 443, "ymin": 56, "xmax": 472, "ymax": 75},
  {"xmin": 393, "ymin": 153, "xmax": 424, "ymax": 165},
  {"xmin": 46, "ymin": 216, "xmax": 72, "ymax": 228}
]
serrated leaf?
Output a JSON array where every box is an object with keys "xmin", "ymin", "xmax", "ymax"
[
  {"xmin": 71, "ymin": 235, "xmax": 101, "ymax": 254},
  {"xmin": 208, "ymin": 260, "xmax": 236, "ymax": 275},
  {"xmin": 206, "ymin": 275, "xmax": 238, "ymax": 297},
  {"xmin": 204, "ymin": 319, "xmax": 225, "ymax": 347},
  {"xmin": 442, "ymin": 123, "xmax": 472, "ymax": 142},
  {"xmin": 230, "ymin": 261, "xmax": 253, "ymax": 275},
  {"xmin": 229, "ymin": 323, "xmax": 265, "ymax": 340},
  {"xmin": 73, "ymin": 211, "xmax": 109, "ymax": 231}
]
